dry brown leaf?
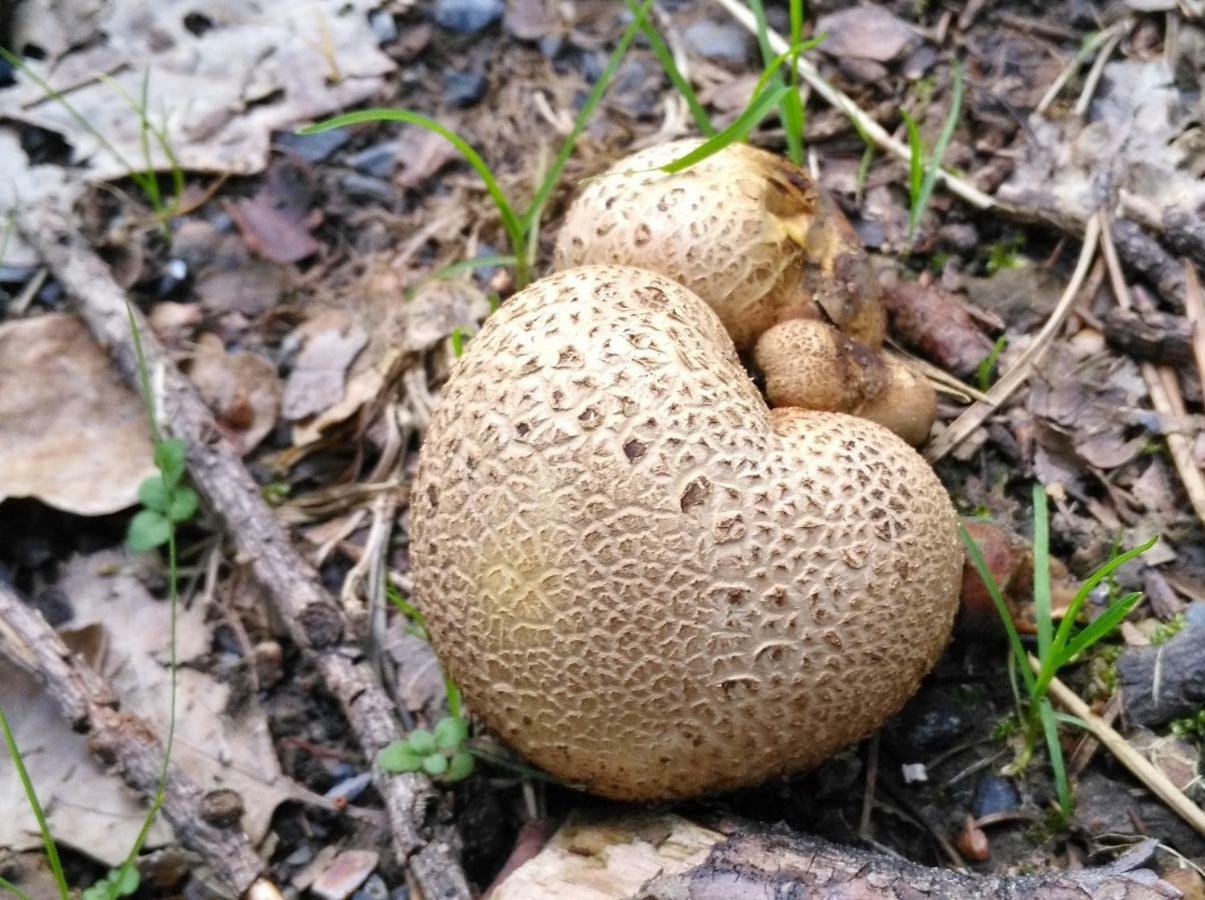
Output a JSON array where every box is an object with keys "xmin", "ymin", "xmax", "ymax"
[
  {"xmin": 2, "ymin": 0, "xmax": 396, "ymax": 179},
  {"xmin": 187, "ymin": 334, "xmax": 283, "ymax": 455},
  {"xmin": 281, "ymin": 316, "xmax": 369, "ymax": 421},
  {"xmin": 815, "ymin": 7, "xmax": 918, "ymax": 63},
  {"xmin": 0, "ymin": 550, "xmax": 294, "ymax": 865},
  {"xmin": 0, "ymin": 313, "xmax": 154, "ymax": 515},
  {"xmin": 291, "ymin": 279, "xmax": 489, "ymax": 445}
]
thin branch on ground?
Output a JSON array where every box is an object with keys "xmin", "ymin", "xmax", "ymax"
[
  {"xmin": 1100, "ymin": 216, "xmax": 1205, "ymax": 527},
  {"xmin": 1037, "ymin": 658, "xmax": 1205, "ymax": 838},
  {"xmin": 15, "ymin": 203, "xmax": 472, "ymax": 900},
  {"xmin": 925, "ymin": 213, "xmax": 1102, "ymax": 461},
  {"xmin": 0, "ymin": 581, "xmax": 272, "ymax": 898}
]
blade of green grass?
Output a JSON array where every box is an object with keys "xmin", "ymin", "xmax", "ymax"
[
  {"xmin": 908, "ymin": 59, "xmax": 964, "ymax": 240},
  {"xmin": 1032, "ymin": 484, "xmax": 1053, "ymax": 661},
  {"xmin": 628, "ymin": 0, "xmax": 714, "ymax": 136},
  {"xmin": 961, "ymin": 525, "xmax": 1037, "ymax": 696},
  {"xmin": 900, "ymin": 109, "xmax": 924, "ymax": 209},
  {"xmin": 0, "ymin": 706, "xmax": 70, "ymax": 900},
  {"xmin": 1046, "ymin": 535, "xmax": 1158, "ymax": 664},
  {"xmin": 404, "ymin": 254, "xmax": 518, "ymax": 300},
  {"xmin": 520, "ymin": 0, "xmax": 654, "ymax": 235},
  {"xmin": 1038, "ymin": 696, "xmax": 1072, "ymax": 818},
  {"xmin": 1059, "ymin": 592, "xmax": 1143, "ymax": 664},
  {"xmin": 0, "ymin": 48, "xmax": 142, "ymax": 188},
  {"xmin": 300, "ymin": 109, "xmax": 529, "ymax": 287},
  {"xmin": 0, "ymin": 876, "xmax": 32, "ymax": 900},
  {"xmin": 746, "ymin": 0, "xmax": 776, "ymax": 70},
  {"xmin": 659, "ymin": 83, "xmax": 791, "ymax": 173},
  {"xmin": 782, "ymin": 0, "xmax": 805, "ymax": 165}
]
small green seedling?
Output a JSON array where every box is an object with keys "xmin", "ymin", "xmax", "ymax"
[
  {"xmin": 903, "ymin": 60, "xmax": 964, "ymax": 242},
  {"xmin": 382, "ymin": 586, "xmax": 475, "ymax": 781},
  {"xmin": 976, "ymin": 336, "xmax": 1007, "ymax": 392},
  {"xmin": 962, "ymin": 483, "xmax": 1156, "ymax": 821},
  {"xmin": 379, "ymin": 714, "xmax": 474, "ymax": 783},
  {"xmin": 2, "ymin": 306, "xmax": 190, "ymax": 900}
]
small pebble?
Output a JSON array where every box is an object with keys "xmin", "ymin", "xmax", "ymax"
[
  {"xmin": 339, "ymin": 173, "xmax": 395, "ymax": 205},
  {"xmin": 311, "ymin": 850, "xmax": 379, "ymax": 900},
  {"xmin": 901, "ymin": 762, "xmax": 928, "ymax": 784},
  {"xmin": 432, "ymin": 0, "xmax": 504, "ymax": 34},
  {"xmin": 1185, "ymin": 601, "xmax": 1205, "ymax": 629},
  {"xmin": 972, "ymin": 773, "xmax": 1019, "ymax": 817},
  {"xmin": 352, "ymin": 875, "xmax": 389, "ymax": 900},
  {"xmin": 684, "ymin": 19, "xmax": 750, "ymax": 63},
  {"xmin": 348, "ymin": 141, "xmax": 399, "ymax": 179},
  {"xmin": 275, "ymin": 128, "xmax": 351, "ymax": 164},
  {"xmin": 369, "ymin": 10, "xmax": 399, "ymax": 43},
  {"xmin": 324, "ymin": 771, "xmax": 374, "ymax": 805},
  {"xmin": 444, "ymin": 70, "xmax": 488, "ymax": 107}
]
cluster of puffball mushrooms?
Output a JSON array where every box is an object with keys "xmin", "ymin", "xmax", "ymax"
[{"xmin": 410, "ymin": 139, "xmax": 964, "ymax": 801}]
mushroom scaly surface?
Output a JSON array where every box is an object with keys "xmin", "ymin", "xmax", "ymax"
[{"xmin": 411, "ymin": 265, "xmax": 961, "ymax": 801}]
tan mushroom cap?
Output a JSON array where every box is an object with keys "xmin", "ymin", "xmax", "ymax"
[
  {"xmin": 858, "ymin": 352, "xmax": 938, "ymax": 448},
  {"xmin": 553, "ymin": 139, "xmax": 886, "ymax": 351},
  {"xmin": 754, "ymin": 320, "xmax": 937, "ymax": 447},
  {"xmin": 411, "ymin": 265, "xmax": 961, "ymax": 801}
]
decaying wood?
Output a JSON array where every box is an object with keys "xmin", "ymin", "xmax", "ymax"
[
  {"xmin": 492, "ymin": 812, "xmax": 1179, "ymax": 900},
  {"xmin": 16, "ymin": 204, "xmax": 472, "ymax": 900},
  {"xmin": 0, "ymin": 582, "xmax": 269, "ymax": 898},
  {"xmin": 1102, "ymin": 308, "xmax": 1194, "ymax": 366},
  {"xmin": 1118, "ymin": 628, "xmax": 1205, "ymax": 729},
  {"xmin": 635, "ymin": 827, "xmax": 1178, "ymax": 900}
]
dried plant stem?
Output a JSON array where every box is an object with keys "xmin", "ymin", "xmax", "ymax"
[
  {"xmin": 925, "ymin": 214, "xmax": 1102, "ymax": 462},
  {"xmin": 1038, "ymin": 660, "xmax": 1205, "ymax": 838},
  {"xmin": 712, "ymin": 0, "xmax": 996, "ymax": 212},
  {"xmin": 15, "ymin": 204, "xmax": 471, "ymax": 900},
  {"xmin": 1074, "ymin": 23, "xmax": 1130, "ymax": 117},
  {"xmin": 1036, "ymin": 22, "xmax": 1128, "ymax": 115},
  {"xmin": 1100, "ymin": 218, "xmax": 1205, "ymax": 527},
  {"xmin": 1182, "ymin": 261, "xmax": 1205, "ymax": 406},
  {"xmin": 0, "ymin": 582, "xmax": 271, "ymax": 897}
]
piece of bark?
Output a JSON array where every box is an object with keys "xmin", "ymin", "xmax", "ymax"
[
  {"xmin": 1112, "ymin": 219, "xmax": 1189, "ymax": 309},
  {"xmin": 0, "ymin": 582, "xmax": 268, "ymax": 898},
  {"xmin": 1118, "ymin": 626, "xmax": 1205, "ymax": 728},
  {"xmin": 1102, "ymin": 308, "xmax": 1194, "ymax": 367},
  {"xmin": 15, "ymin": 204, "xmax": 471, "ymax": 900},
  {"xmin": 635, "ymin": 825, "xmax": 1178, "ymax": 899},
  {"xmin": 881, "ymin": 280, "xmax": 995, "ymax": 378},
  {"xmin": 493, "ymin": 812, "xmax": 1177, "ymax": 900}
]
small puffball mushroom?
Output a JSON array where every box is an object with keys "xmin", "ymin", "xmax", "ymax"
[
  {"xmin": 754, "ymin": 320, "xmax": 937, "ymax": 447},
  {"xmin": 412, "ymin": 265, "xmax": 962, "ymax": 801},
  {"xmin": 857, "ymin": 353, "xmax": 938, "ymax": 448},
  {"xmin": 554, "ymin": 139, "xmax": 886, "ymax": 351}
]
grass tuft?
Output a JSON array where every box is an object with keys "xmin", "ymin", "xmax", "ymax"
[{"xmin": 962, "ymin": 483, "xmax": 1156, "ymax": 821}]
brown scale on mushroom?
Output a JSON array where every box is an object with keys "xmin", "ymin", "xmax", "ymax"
[
  {"xmin": 412, "ymin": 265, "xmax": 962, "ymax": 801},
  {"xmin": 554, "ymin": 139, "xmax": 937, "ymax": 446}
]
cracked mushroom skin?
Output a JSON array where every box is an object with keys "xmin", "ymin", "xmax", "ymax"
[
  {"xmin": 553, "ymin": 139, "xmax": 886, "ymax": 351},
  {"xmin": 411, "ymin": 265, "xmax": 961, "ymax": 801}
]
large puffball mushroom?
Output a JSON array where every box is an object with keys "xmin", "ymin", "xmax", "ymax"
[
  {"xmin": 553, "ymin": 139, "xmax": 886, "ymax": 351},
  {"xmin": 411, "ymin": 265, "xmax": 962, "ymax": 801},
  {"xmin": 754, "ymin": 319, "xmax": 938, "ymax": 447}
]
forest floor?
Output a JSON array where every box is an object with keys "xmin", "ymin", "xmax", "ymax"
[{"xmin": 2, "ymin": 0, "xmax": 1205, "ymax": 897}]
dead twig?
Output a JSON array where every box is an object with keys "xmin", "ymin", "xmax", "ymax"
[
  {"xmin": 925, "ymin": 213, "xmax": 1102, "ymax": 461},
  {"xmin": 1100, "ymin": 218, "xmax": 1205, "ymax": 527},
  {"xmin": 0, "ymin": 581, "xmax": 273, "ymax": 898},
  {"xmin": 1181, "ymin": 261, "xmax": 1205, "ymax": 406},
  {"xmin": 1037, "ymin": 659, "xmax": 1205, "ymax": 839},
  {"xmin": 713, "ymin": 0, "xmax": 997, "ymax": 213},
  {"xmin": 15, "ymin": 203, "xmax": 472, "ymax": 900},
  {"xmin": 1074, "ymin": 21, "xmax": 1131, "ymax": 117}
]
